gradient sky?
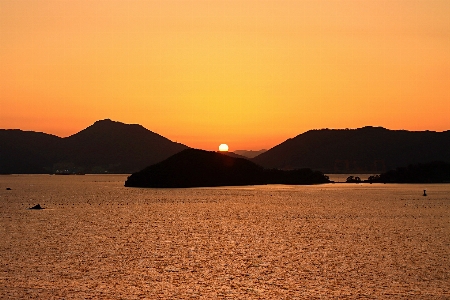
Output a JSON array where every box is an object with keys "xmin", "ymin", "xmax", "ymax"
[{"xmin": 1, "ymin": 1, "xmax": 449, "ymax": 151}]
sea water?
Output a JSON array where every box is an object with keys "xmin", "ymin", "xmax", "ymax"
[{"xmin": 1, "ymin": 175, "xmax": 449, "ymax": 299}]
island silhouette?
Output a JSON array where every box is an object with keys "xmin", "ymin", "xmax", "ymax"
[{"xmin": 124, "ymin": 149, "xmax": 330, "ymax": 188}]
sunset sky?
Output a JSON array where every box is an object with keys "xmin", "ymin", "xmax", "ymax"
[{"xmin": 1, "ymin": 1, "xmax": 449, "ymax": 150}]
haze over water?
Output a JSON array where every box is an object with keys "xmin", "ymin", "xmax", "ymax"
[{"xmin": 1, "ymin": 175, "xmax": 449, "ymax": 298}]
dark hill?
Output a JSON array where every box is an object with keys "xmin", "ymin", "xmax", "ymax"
[
  {"xmin": 252, "ymin": 127, "xmax": 450, "ymax": 173},
  {"xmin": 0, "ymin": 119, "xmax": 188, "ymax": 174},
  {"xmin": 124, "ymin": 148, "xmax": 330, "ymax": 188},
  {"xmin": 0, "ymin": 130, "xmax": 60, "ymax": 174},
  {"xmin": 59, "ymin": 119, "xmax": 188, "ymax": 173}
]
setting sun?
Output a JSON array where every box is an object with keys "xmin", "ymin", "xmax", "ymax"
[{"xmin": 219, "ymin": 144, "xmax": 229, "ymax": 152}]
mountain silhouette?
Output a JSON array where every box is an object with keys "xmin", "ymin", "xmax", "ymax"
[
  {"xmin": 0, "ymin": 119, "xmax": 188, "ymax": 174},
  {"xmin": 252, "ymin": 127, "xmax": 450, "ymax": 173},
  {"xmin": 3, "ymin": 123, "xmax": 449, "ymax": 175},
  {"xmin": 0, "ymin": 130, "xmax": 60, "ymax": 174},
  {"xmin": 125, "ymin": 148, "xmax": 330, "ymax": 188}
]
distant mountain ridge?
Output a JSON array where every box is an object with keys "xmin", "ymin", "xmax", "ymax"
[
  {"xmin": 2, "ymin": 123, "xmax": 449, "ymax": 174},
  {"xmin": 252, "ymin": 126, "xmax": 450, "ymax": 173},
  {"xmin": 233, "ymin": 149, "xmax": 267, "ymax": 159},
  {"xmin": 0, "ymin": 119, "xmax": 188, "ymax": 174}
]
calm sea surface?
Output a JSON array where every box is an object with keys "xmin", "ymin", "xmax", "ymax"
[{"xmin": 1, "ymin": 175, "xmax": 449, "ymax": 299}]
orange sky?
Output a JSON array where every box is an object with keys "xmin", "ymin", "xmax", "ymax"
[{"xmin": 1, "ymin": 1, "xmax": 449, "ymax": 151}]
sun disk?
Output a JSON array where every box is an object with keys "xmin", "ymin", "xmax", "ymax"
[{"xmin": 219, "ymin": 144, "xmax": 229, "ymax": 152}]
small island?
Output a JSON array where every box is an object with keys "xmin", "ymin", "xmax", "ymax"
[{"xmin": 124, "ymin": 149, "xmax": 330, "ymax": 188}]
